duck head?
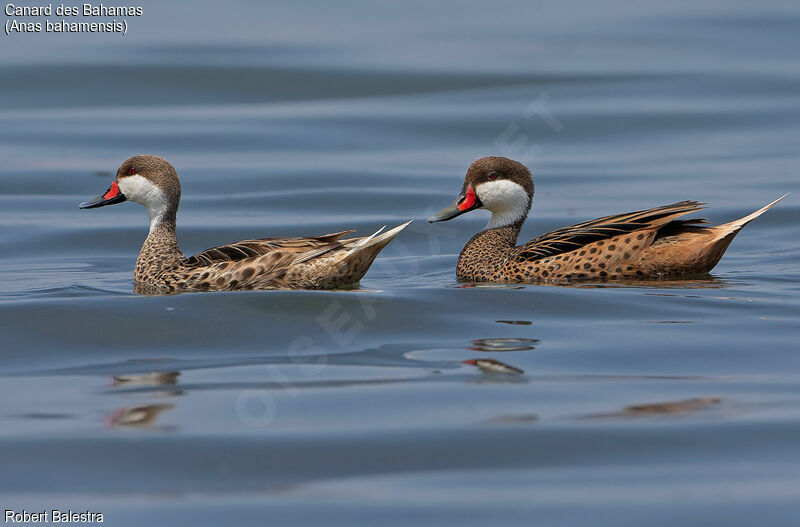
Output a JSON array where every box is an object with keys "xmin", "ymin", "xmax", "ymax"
[
  {"xmin": 429, "ymin": 156, "xmax": 533, "ymax": 229},
  {"xmin": 80, "ymin": 155, "xmax": 181, "ymax": 230}
]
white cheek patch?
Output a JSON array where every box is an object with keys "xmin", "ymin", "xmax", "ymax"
[
  {"xmin": 475, "ymin": 180, "xmax": 530, "ymax": 229},
  {"xmin": 118, "ymin": 175, "xmax": 169, "ymax": 231},
  {"xmin": 118, "ymin": 175, "xmax": 163, "ymax": 205}
]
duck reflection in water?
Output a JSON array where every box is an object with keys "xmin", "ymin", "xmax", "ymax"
[
  {"xmin": 462, "ymin": 358, "xmax": 527, "ymax": 386},
  {"xmin": 463, "ymin": 358, "xmax": 524, "ymax": 375},
  {"xmin": 470, "ymin": 338, "xmax": 539, "ymax": 352},
  {"xmin": 108, "ymin": 371, "xmax": 182, "ymax": 429},
  {"xmin": 113, "ymin": 371, "xmax": 182, "ymax": 397},
  {"xmin": 108, "ymin": 404, "xmax": 175, "ymax": 428},
  {"xmin": 579, "ymin": 397, "xmax": 723, "ymax": 420}
]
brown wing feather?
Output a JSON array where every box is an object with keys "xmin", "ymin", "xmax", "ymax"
[
  {"xmin": 518, "ymin": 201, "xmax": 706, "ymax": 261},
  {"xmin": 184, "ymin": 230, "xmax": 355, "ymax": 267}
]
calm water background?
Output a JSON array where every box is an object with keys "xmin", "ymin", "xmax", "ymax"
[{"xmin": 1, "ymin": 1, "xmax": 799, "ymax": 525}]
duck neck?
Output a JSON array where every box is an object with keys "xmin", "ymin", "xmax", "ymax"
[
  {"xmin": 475, "ymin": 219, "xmax": 524, "ymax": 249},
  {"xmin": 474, "ymin": 192, "xmax": 530, "ymax": 246},
  {"xmin": 134, "ymin": 203, "xmax": 184, "ymax": 283},
  {"xmin": 457, "ymin": 219, "xmax": 524, "ymax": 280}
]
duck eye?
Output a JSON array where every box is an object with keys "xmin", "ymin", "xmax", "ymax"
[
  {"xmin": 488, "ymin": 172, "xmax": 498, "ymax": 181},
  {"xmin": 128, "ymin": 167, "xmax": 137, "ymax": 175}
]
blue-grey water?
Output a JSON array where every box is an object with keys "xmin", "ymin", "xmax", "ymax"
[{"xmin": 1, "ymin": 1, "xmax": 799, "ymax": 525}]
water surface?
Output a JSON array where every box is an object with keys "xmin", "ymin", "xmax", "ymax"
[{"xmin": 1, "ymin": 1, "xmax": 799, "ymax": 525}]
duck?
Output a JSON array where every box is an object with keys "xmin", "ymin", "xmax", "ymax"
[
  {"xmin": 429, "ymin": 156, "xmax": 786, "ymax": 282},
  {"xmin": 79, "ymin": 155, "xmax": 411, "ymax": 293}
]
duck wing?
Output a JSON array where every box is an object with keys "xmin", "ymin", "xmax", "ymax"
[
  {"xmin": 184, "ymin": 230, "xmax": 355, "ymax": 267},
  {"xmin": 517, "ymin": 201, "xmax": 706, "ymax": 261}
]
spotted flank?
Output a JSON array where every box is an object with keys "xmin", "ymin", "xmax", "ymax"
[
  {"xmin": 80, "ymin": 155, "xmax": 411, "ymax": 293},
  {"xmin": 429, "ymin": 156, "xmax": 787, "ymax": 283}
]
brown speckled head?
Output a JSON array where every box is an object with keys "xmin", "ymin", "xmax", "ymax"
[
  {"xmin": 429, "ymin": 156, "xmax": 534, "ymax": 228},
  {"xmin": 110, "ymin": 155, "xmax": 182, "ymax": 228},
  {"xmin": 79, "ymin": 154, "xmax": 181, "ymax": 215},
  {"xmin": 116, "ymin": 155, "xmax": 181, "ymax": 206},
  {"xmin": 462, "ymin": 156, "xmax": 533, "ymax": 198}
]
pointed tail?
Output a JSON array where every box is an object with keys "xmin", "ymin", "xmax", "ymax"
[
  {"xmin": 332, "ymin": 220, "xmax": 412, "ymax": 284},
  {"xmin": 714, "ymin": 193, "xmax": 788, "ymax": 237},
  {"xmin": 345, "ymin": 220, "xmax": 412, "ymax": 256}
]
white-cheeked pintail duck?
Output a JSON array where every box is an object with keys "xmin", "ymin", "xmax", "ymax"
[
  {"xmin": 80, "ymin": 155, "xmax": 411, "ymax": 293},
  {"xmin": 429, "ymin": 156, "xmax": 786, "ymax": 282}
]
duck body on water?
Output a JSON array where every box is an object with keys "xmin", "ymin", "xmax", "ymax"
[
  {"xmin": 429, "ymin": 156, "xmax": 786, "ymax": 283},
  {"xmin": 80, "ymin": 155, "xmax": 410, "ymax": 293}
]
